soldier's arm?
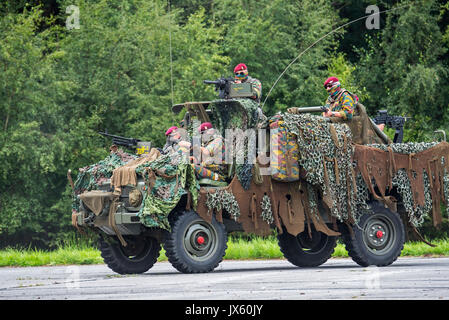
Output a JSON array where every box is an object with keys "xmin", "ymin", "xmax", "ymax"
[
  {"xmin": 251, "ymin": 79, "xmax": 262, "ymax": 100},
  {"xmin": 322, "ymin": 97, "xmax": 332, "ymax": 117},
  {"xmin": 337, "ymin": 92, "xmax": 355, "ymax": 120}
]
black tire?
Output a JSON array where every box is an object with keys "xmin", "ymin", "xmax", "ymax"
[
  {"xmin": 277, "ymin": 225, "xmax": 337, "ymax": 267},
  {"xmin": 99, "ymin": 236, "xmax": 161, "ymax": 274},
  {"xmin": 164, "ymin": 210, "xmax": 228, "ymax": 273},
  {"xmin": 342, "ymin": 201, "xmax": 405, "ymax": 267}
]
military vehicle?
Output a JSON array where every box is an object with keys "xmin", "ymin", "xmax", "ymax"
[{"xmin": 70, "ymin": 78, "xmax": 449, "ymax": 274}]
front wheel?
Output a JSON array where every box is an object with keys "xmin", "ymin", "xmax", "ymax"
[
  {"xmin": 164, "ymin": 210, "xmax": 228, "ymax": 273},
  {"xmin": 342, "ymin": 201, "xmax": 405, "ymax": 267}
]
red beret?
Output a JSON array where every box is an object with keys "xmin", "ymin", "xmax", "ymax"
[
  {"xmin": 199, "ymin": 122, "xmax": 213, "ymax": 132},
  {"xmin": 165, "ymin": 126, "xmax": 178, "ymax": 136},
  {"xmin": 324, "ymin": 77, "xmax": 339, "ymax": 87},
  {"xmin": 234, "ymin": 63, "xmax": 247, "ymax": 73}
]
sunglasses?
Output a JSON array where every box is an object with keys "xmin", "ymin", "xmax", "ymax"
[{"xmin": 235, "ymin": 72, "xmax": 246, "ymax": 76}]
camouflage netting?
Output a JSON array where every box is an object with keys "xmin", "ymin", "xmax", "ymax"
[
  {"xmin": 275, "ymin": 112, "xmax": 449, "ymax": 228},
  {"xmin": 260, "ymin": 194, "xmax": 274, "ymax": 224},
  {"xmin": 210, "ymin": 98, "xmax": 259, "ymax": 135},
  {"xmin": 136, "ymin": 152, "xmax": 200, "ymax": 231},
  {"xmin": 72, "ymin": 149, "xmax": 138, "ymax": 211},
  {"xmin": 363, "ymin": 142, "xmax": 449, "ymax": 227},
  {"xmin": 205, "ymin": 189, "xmax": 240, "ymax": 221},
  {"xmin": 210, "ymin": 98, "xmax": 260, "ymax": 190},
  {"xmin": 281, "ymin": 112, "xmax": 361, "ymax": 223}
]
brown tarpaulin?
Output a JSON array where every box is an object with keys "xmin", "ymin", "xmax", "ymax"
[
  {"xmin": 110, "ymin": 148, "xmax": 161, "ymax": 191},
  {"xmin": 353, "ymin": 141, "xmax": 449, "ymax": 227},
  {"xmin": 330, "ymin": 103, "xmax": 391, "ymax": 145},
  {"xmin": 79, "ymin": 190, "xmax": 113, "ymax": 216},
  {"xmin": 196, "ymin": 173, "xmax": 340, "ymax": 237}
]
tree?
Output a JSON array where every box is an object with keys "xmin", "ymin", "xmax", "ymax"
[{"xmin": 354, "ymin": 0, "xmax": 448, "ymax": 141}]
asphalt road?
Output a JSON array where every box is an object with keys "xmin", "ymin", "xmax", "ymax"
[{"xmin": 1, "ymin": 257, "xmax": 449, "ymax": 300}]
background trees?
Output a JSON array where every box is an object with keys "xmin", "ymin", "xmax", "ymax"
[{"xmin": 0, "ymin": 0, "xmax": 448, "ymax": 248}]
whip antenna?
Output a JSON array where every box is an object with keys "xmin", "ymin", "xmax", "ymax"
[
  {"xmin": 261, "ymin": 2, "xmax": 415, "ymax": 110},
  {"xmin": 168, "ymin": 0, "xmax": 174, "ymax": 106}
]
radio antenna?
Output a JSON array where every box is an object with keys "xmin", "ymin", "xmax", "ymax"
[{"xmin": 261, "ymin": 2, "xmax": 415, "ymax": 110}]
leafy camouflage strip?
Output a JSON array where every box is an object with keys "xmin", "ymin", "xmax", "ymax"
[
  {"xmin": 136, "ymin": 152, "xmax": 200, "ymax": 231},
  {"xmin": 205, "ymin": 189, "xmax": 240, "ymax": 221},
  {"xmin": 72, "ymin": 149, "xmax": 138, "ymax": 211},
  {"xmin": 260, "ymin": 194, "xmax": 274, "ymax": 224},
  {"xmin": 281, "ymin": 112, "xmax": 360, "ymax": 223}
]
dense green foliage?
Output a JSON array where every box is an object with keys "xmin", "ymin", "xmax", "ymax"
[{"xmin": 1, "ymin": 0, "xmax": 448, "ymax": 248}]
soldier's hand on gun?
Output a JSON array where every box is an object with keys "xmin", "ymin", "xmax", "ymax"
[
  {"xmin": 323, "ymin": 109, "xmax": 333, "ymax": 118},
  {"xmin": 287, "ymin": 107, "xmax": 298, "ymax": 114}
]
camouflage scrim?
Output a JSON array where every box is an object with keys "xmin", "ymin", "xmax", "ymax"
[
  {"xmin": 136, "ymin": 152, "xmax": 200, "ymax": 231},
  {"xmin": 72, "ymin": 149, "xmax": 138, "ymax": 211},
  {"xmin": 210, "ymin": 98, "xmax": 260, "ymax": 136},
  {"xmin": 210, "ymin": 98, "xmax": 261, "ymax": 189}
]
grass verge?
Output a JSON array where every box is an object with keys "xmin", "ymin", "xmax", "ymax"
[{"xmin": 1, "ymin": 237, "xmax": 449, "ymax": 267}]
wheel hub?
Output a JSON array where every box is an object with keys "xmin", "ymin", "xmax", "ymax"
[
  {"xmin": 196, "ymin": 236, "xmax": 205, "ymax": 245},
  {"xmin": 362, "ymin": 214, "xmax": 396, "ymax": 255},
  {"xmin": 183, "ymin": 221, "xmax": 217, "ymax": 260}
]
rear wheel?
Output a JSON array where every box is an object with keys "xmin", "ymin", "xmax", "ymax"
[
  {"xmin": 164, "ymin": 210, "xmax": 228, "ymax": 273},
  {"xmin": 342, "ymin": 201, "xmax": 405, "ymax": 267},
  {"xmin": 99, "ymin": 236, "xmax": 161, "ymax": 274},
  {"xmin": 278, "ymin": 225, "xmax": 337, "ymax": 267}
]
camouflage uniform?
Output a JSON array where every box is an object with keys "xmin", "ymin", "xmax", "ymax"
[
  {"xmin": 192, "ymin": 133, "xmax": 226, "ymax": 182},
  {"xmin": 324, "ymin": 89, "xmax": 356, "ymax": 120}
]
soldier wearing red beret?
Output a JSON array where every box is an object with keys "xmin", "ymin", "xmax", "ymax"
[
  {"xmin": 321, "ymin": 77, "xmax": 356, "ymax": 120},
  {"xmin": 233, "ymin": 63, "xmax": 262, "ymax": 104}
]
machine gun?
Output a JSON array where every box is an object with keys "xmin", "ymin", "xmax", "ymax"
[
  {"xmin": 203, "ymin": 77, "xmax": 234, "ymax": 99},
  {"xmin": 98, "ymin": 131, "xmax": 142, "ymax": 151},
  {"xmin": 204, "ymin": 77, "xmax": 254, "ymax": 100},
  {"xmin": 373, "ymin": 110, "xmax": 410, "ymax": 143}
]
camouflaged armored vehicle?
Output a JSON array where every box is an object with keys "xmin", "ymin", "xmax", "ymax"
[{"xmin": 70, "ymin": 79, "xmax": 449, "ymax": 274}]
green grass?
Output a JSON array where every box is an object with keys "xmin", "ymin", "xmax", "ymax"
[{"xmin": 1, "ymin": 237, "xmax": 449, "ymax": 267}]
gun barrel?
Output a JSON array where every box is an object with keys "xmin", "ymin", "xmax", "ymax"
[
  {"xmin": 294, "ymin": 106, "xmax": 326, "ymax": 113},
  {"xmin": 203, "ymin": 80, "xmax": 219, "ymax": 85}
]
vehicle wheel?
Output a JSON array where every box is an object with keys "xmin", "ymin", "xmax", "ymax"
[
  {"xmin": 99, "ymin": 236, "xmax": 161, "ymax": 274},
  {"xmin": 342, "ymin": 201, "xmax": 405, "ymax": 267},
  {"xmin": 277, "ymin": 225, "xmax": 337, "ymax": 267},
  {"xmin": 164, "ymin": 210, "xmax": 228, "ymax": 273}
]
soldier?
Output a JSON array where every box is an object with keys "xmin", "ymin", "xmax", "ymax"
[
  {"xmin": 233, "ymin": 63, "xmax": 262, "ymax": 104},
  {"xmin": 191, "ymin": 122, "xmax": 226, "ymax": 182},
  {"xmin": 162, "ymin": 126, "xmax": 190, "ymax": 155},
  {"xmin": 233, "ymin": 63, "xmax": 266, "ymax": 123},
  {"xmin": 321, "ymin": 76, "xmax": 356, "ymax": 120}
]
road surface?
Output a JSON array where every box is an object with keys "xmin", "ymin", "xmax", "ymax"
[{"xmin": 1, "ymin": 257, "xmax": 448, "ymax": 300}]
